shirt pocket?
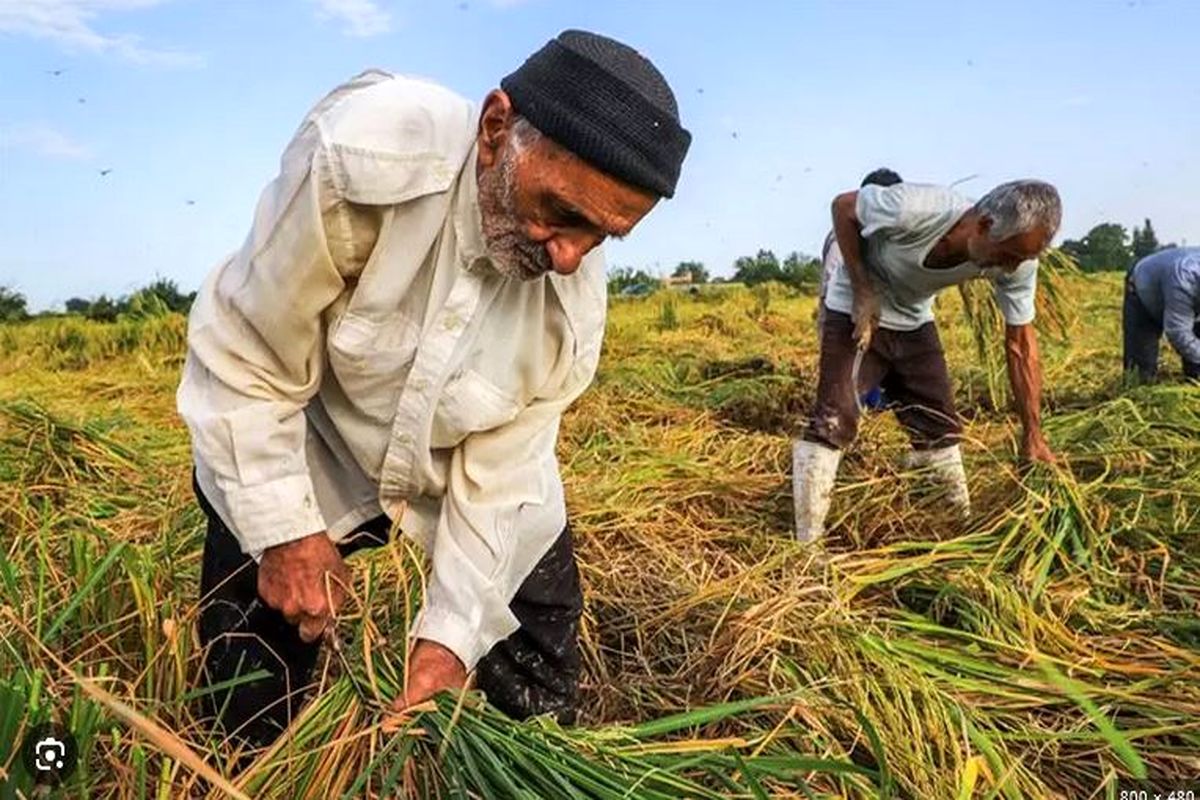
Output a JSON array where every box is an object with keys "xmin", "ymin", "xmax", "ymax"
[
  {"xmin": 327, "ymin": 311, "xmax": 420, "ymax": 423},
  {"xmin": 431, "ymin": 368, "xmax": 521, "ymax": 449}
]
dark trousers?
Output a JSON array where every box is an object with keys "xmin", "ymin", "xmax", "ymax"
[
  {"xmin": 194, "ymin": 478, "xmax": 583, "ymax": 748},
  {"xmin": 805, "ymin": 308, "xmax": 962, "ymax": 450},
  {"xmin": 1123, "ymin": 271, "xmax": 1200, "ymax": 381},
  {"xmin": 1124, "ymin": 271, "xmax": 1163, "ymax": 381}
]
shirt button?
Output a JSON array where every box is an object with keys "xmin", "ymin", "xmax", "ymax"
[
  {"xmin": 409, "ymin": 377, "xmax": 428, "ymax": 391},
  {"xmin": 442, "ymin": 313, "xmax": 462, "ymax": 331},
  {"xmin": 394, "ymin": 432, "xmax": 413, "ymax": 446}
]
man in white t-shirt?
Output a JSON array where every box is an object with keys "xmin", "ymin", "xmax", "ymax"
[{"xmin": 793, "ymin": 179, "xmax": 1062, "ymax": 542}]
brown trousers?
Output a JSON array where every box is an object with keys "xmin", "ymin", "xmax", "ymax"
[{"xmin": 805, "ymin": 308, "xmax": 962, "ymax": 450}]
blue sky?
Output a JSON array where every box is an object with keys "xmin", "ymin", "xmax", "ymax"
[{"xmin": 1, "ymin": 0, "xmax": 1196, "ymax": 310}]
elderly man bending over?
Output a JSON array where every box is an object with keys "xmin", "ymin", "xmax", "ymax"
[
  {"xmin": 792, "ymin": 180, "xmax": 1062, "ymax": 542},
  {"xmin": 1123, "ymin": 246, "xmax": 1200, "ymax": 382},
  {"xmin": 177, "ymin": 30, "xmax": 690, "ymax": 746}
]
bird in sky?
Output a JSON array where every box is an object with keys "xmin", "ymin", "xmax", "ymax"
[
  {"xmin": 99, "ymin": 169, "xmax": 113, "ymax": 177},
  {"xmin": 46, "ymin": 68, "xmax": 68, "ymax": 76}
]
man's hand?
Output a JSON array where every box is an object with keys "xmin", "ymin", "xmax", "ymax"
[
  {"xmin": 851, "ymin": 283, "xmax": 881, "ymax": 349},
  {"xmin": 390, "ymin": 640, "xmax": 467, "ymax": 712},
  {"xmin": 258, "ymin": 532, "xmax": 350, "ymax": 643},
  {"xmin": 1021, "ymin": 430, "xmax": 1057, "ymax": 464}
]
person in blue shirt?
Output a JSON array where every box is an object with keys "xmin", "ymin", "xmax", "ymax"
[{"xmin": 1123, "ymin": 247, "xmax": 1200, "ymax": 382}]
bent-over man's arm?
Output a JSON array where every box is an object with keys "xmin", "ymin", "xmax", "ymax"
[
  {"xmin": 178, "ymin": 114, "xmax": 377, "ymax": 640},
  {"xmin": 399, "ymin": 336, "xmax": 603, "ymax": 707},
  {"xmin": 1004, "ymin": 323, "xmax": 1055, "ymax": 463},
  {"xmin": 994, "ymin": 259, "xmax": 1054, "ymax": 463},
  {"xmin": 830, "ymin": 191, "xmax": 880, "ymax": 348}
]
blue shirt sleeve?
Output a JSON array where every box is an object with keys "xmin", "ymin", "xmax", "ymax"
[
  {"xmin": 993, "ymin": 258, "xmax": 1038, "ymax": 326},
  {"xmin": 1163, "ymin": 256, "xmax": 1200, "ymax": 366}
]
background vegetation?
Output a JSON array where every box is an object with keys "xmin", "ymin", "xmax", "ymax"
[{"xmin": 0, "ymin": 266, "xmax": 1196, "ymax": 797}]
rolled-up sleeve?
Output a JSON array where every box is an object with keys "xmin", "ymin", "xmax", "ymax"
[
  {"xmin": 1163, "ymin": 259, "xmax": 1200, "ymax": 366},
  {"xmin": 994, "ymin": 258, "xmax": 1038, "ymax": 326},
  {"xmin": 411, "ymin": 354, "xmax": 597, "ymax": 670},
  {"xmin": 177, "ymin": 126, "xmax": 365, "ymax": 556},
  {"xmin": 855, "ymin": 185, "xmax": 906, "ymax": 237}
]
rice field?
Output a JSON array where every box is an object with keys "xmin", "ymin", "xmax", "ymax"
[{"xmin": 0, "ymin": 271, "xmax": 1197, "ymax": 798}]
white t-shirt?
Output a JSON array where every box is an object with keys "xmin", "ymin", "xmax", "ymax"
[
  {"xmin": 819, "ymin": 230, "xmax": 840, "ymax": 303},
  {"xmin": 823, "ymin": 183, "xmax": 1038, "ymax": 331}
]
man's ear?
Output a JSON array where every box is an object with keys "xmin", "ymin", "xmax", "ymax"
[{"xmin": 477, "ymin": 89, "xmax": 514, "ymax": 169}]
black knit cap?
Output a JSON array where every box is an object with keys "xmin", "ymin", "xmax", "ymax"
[{"xmin": 500, "ymin": 30, "xmax": 691, "ymax": 198}]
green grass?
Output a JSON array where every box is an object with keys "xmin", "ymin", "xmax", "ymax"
[{"xmin": 1, "ymin": 271, "xmax": 1197, "ymax": 797}]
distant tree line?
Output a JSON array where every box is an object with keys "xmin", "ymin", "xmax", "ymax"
[
  {"xmin": 607, "ymin": 251, "xmax": 821, "ymax": 295},
  {"xmin": 1061, "ymin": 218, "xmax": 1179, "ymax": 272},
  {"xmin": 3, "ymin": 218, "xmax": 1185, "ymax": 320},
  {"xmin": 64, "ymin": 278, "xmax": 196, "ymax": 322},
  {"xmin": 730, "ymin": 250, "xmax": 821, "ymax": 287},
  {"xmin": 0, "ymin": 278, "xmax": 196, "ymax": 324}
]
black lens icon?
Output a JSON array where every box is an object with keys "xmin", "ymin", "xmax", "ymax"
[{"xmin": 20, "ymin": 722, "xmax": 78, "ymax": 784}]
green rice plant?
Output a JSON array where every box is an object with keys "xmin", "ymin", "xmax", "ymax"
[
  {"xmin": 0, "ymin": 314, "xmax": 188, "ymax": 372},
  {"xmin": 656, "ymin": 295, "xmax": 679, "ymax": 332},
  {"xmin": 0, "ymin": 271, "xmax": 1196, "ymax": 798},
  {"xmin": 957, "ymin": 247, "xmax": 1083, "ymax": 407},
  {"xmin": 749, "ymin": 284, "xmax": 771, "ymax": 320}
]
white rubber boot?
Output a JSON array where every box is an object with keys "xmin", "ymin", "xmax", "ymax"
[
  {"xmin": 906, "ymin": 445, "xmax": 971, "ymax": 517},
  {"xmin": 792, "ymin": 440, "xmax": 842, "ymax": 543}
]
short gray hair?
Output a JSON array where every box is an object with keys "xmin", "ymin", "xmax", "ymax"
[{"xmin": 973, "ymin": 180, "xmax": 1062, "ymax": 241}]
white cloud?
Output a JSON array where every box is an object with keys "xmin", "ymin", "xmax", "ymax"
[
  {"xmin": 0, "ymin": 123, "xmax": 92, "ymax": 159},
  {"xmin": 0, "ymin": 0, "xmax": 202, "ymax": 66},
  {"xmin": 312, "ymin": 0, "xmax": 392, "ymax": 37}
]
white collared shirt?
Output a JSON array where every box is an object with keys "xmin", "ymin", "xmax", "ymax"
[{"xmin": 176, "ymin": 70, "xmax": 607, "ymax": 669}]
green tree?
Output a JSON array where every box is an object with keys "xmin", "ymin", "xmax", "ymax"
[
  {"xmin": 780, "ymin": 251, "xmax": 821, "ymax": 289},
  {"xmin": 85, "ymin": 294, "xmax": 121, "ymax": 322},
  {"xmin": 732, "ymin": 249, "xmax": 783, "ymax": 286},
  {"xmin": 1131, "ymin": 218, "xmax": 1161, "ymax": 261},
  {"xmin": 0, "ymin": 286, "xmax": 29, "ymax": 322},
  {"xmin": 1060, "ymin": 223, "xmax": 1132, "ymax": 272},
  {"xmin": 607, "ymin": 266, "xmax": 661, "ymax": 294},
  {"xmin": 64, "ymin": 297, "xmax": 90, "ymax": 314},
  {"xmin": 671, "ymin": 261, "xmax": 708, "ymax": 284}
]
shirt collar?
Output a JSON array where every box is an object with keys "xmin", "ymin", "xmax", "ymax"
[{"xmin": 454, "ymin": 143, "xmax": 491, "ymax": 273}]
